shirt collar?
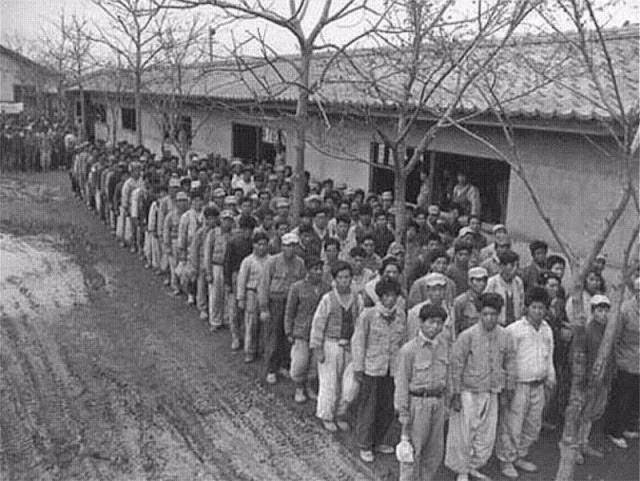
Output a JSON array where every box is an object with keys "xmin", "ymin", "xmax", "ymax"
[{"xmin": 418, "ymin": 329, "xmax": 435, "ymax": 347}]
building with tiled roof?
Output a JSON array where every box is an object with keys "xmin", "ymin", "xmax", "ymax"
[{"xmin": 69, "ymin": 25, "xmax": 638, "ymax": 264}]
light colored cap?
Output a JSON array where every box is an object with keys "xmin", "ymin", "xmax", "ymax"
[
  {"xmin": 281, "ymin": 232, "xmax": 300, "ymax": 245},
  {"xmin": 634, "ymin": 277, "xmax": 640, "ymax": 291},
  {"xmin": 468, "ymin": 266, "xmax": 489, "ymax": 279},
  {"xmin": 337, "ymin": 182, "xmax": 347, "ymax": 190},
  {"xmin": 274, "ymin": 165, "xmax": 285, "ymax": 172},
  {"xmin": 168, "ymin": 178, "xmax": 181, "ymax": 188},
  {"xmin": 224, "ymin": 195, "xmax": 237, "ymax": 204},
  {"xmin": 268, "ymin": 174, "xmax": 278, "ymax": 181},
  {"xmin": 176, "ymin": 191, "xmax": 188, "ymax": 201},
  {"xmin": 231, "ymin": 158, "xmax": 243, "ymax": 166},
  {"xmin": 590, "ymin": 294, "xmax": 611, "ymax": 307},
  {"xmin": 213, "ymin": 187, "xmax": 226, "ymax": 197},
  {"xmin": 381, "ymin": 191, "xmax": 393, "ymax": 200},
  {"xmin": 595, "ymin": 253, "xmax": 607, "ymax": 261},
  {"xmin": 276, "ymin": 198, "xmax": 290, "ymax": 208},
  {"xmin": 427, "ymin": 205, "xmax": 440, "ymax": 215},
  {"xmin": 220, "ymin": 209, "xmax": 234, "ymax": 219},
  {"xmin": 190, "ymin": 180, "xmax": 201, "ymax": 190},
  {"xmin": 423, "ymin": 272, "xmax": 447, "ymax": 287},
  {"xmin": 305, "ymin": 194, "xmax": 321, "ymax": 203},
  {"xmin": 459, "ymin": 226, "xmax": 474, "ymax": 237},
  {"xmin": 492, "ymin": 224, "xmax": 507, "ymax": 234}
]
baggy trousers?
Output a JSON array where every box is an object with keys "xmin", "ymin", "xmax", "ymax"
[
  {"xmin": 290, "ymin": 338, "xmax": 317, "ymax": 384},
  {"xmin": 208, "ymin": 265, "xmax": 226, "ymax": 328},
  {"xmin": 316, "ymin": 339, "xmax": 353, "ymax": 422},
  {"xmin": 264, "ymin": 297, "xmax": 288, "ymax": 374},
  {"xmin": 605, "ymin": 370, "xmax": 640, "ymax": 438},
  {"xmin": 354, "ymin": 374, "xmax": 394, "ymax": 450},
  {"xmin": 244, "ymin": 289, "xmax": 260, "ymax": 357}
]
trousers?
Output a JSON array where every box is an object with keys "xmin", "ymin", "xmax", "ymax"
[
  {"xmin": 316, "ymin": 339, "xmax": 354, "ymax": 422},
  {"xmin": 243, "ymin": 290, "xmax": 260, "ymax": 356},
  {"xmin": 445, "ymin": 391, "xmax": 498, "ymax": 474},
  {"xmin": 208, "ymin": 265, "xmax": 226, "ymax": 328},
  {"xmin": 354, "ymin": 374, "xmax": 394, "ymax": 450},
  {"xmin": 264, "ymin": 298, "xmax": 288, "ymax": 374},
  {"xmin": 605, "ymin": 370, "xmax": 639, "ymax": 438},
  {"xmin": 496, "ymin": 382, "xmax": 545, "ymax": 463},
  {"xmin": 289, "ymin": 338, "xmax": 317, "ymax": 384}
]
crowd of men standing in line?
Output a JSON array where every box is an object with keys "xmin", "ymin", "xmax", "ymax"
[
  {"xmin": 64, "ymin": 138, "xmax": 638, "ymax": 481},
  {"xmin": 0, "ymin": 115, "xmax": 77, "ymax": 172}
]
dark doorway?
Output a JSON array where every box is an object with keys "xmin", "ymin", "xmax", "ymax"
[
  {"xmin": 232, "ymin": 123, "xmax": 259, "ymax": 162},
  {"xmin": 369, "ymin": 142, "xmax": 428, "ymax": 202},
  {"xmin": 431, "ymin": 152, "xmax": 510, "ymax": 223}
]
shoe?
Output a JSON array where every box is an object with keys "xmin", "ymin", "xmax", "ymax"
[
  {"xmin": 456, "ymin": 474, "xmax": 470, "ymax": 481},
  {"xmin": 469, "ymin": 468, "xmax": 492, "ymax": 481},
  {"xmin": 582, "ymin": 444, "xmax": 603, "ymax": 458},
  {"xmin": 230, "ymin": 339, "xmax": 241, "ymax": 351},
  {"xmin": 608, "ymin": 435, "xmax": 629, "ymax": 449},
  {"xmin": 575, "ymin": 451, "xmax": 584, "ymax": 465},
  {"xmin": 277, "ymin": 367, "xmax": 290, "ymax": 379},
  {"xmin": 266, "ymin": 373, "xmax": 277, "ymax": 384},
  {"xmin": 375, "ymin": 444, "xmax": 394, "ymax": 454},
  {"xmin": 501, "ymin": 462, "xmax": 518, "ymax": 479},
  {"xmin": 244, "ymin": 354, "xmax": 255, "ymax": 364},
  {"xmin": 336, "ymin": 420, "xmax": 350, "ymax": 432},
  {"xmin": 187, "ymin": 295, "xmax": 195, "ymax": 305},
  {"xmin": 514, "ymin": 459, "xmax": 537, "ymax": 473},
  {"xmin": 305, "ymin": 388, "xmax": 318, "ymax": 401},
  {"xmin": 199, "ymin": 311, "xmax": 208, "ymax": 322},
  {"xmin": 623, "ymin": 430, "xmax": 640, "ymax": 439},
  {"xmin": 322, "ymin": 420, "xmax": 338, "ymax": 432},
  {"xmin": 359, "ymin": 450, "xmax": 374, "ymax": 463},
  {"xmin": 294, "ymin": 388, "xmax": 307, "ymax": 403}
]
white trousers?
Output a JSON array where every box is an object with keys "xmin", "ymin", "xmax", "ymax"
[{"xmin": 315, "ymin": 339, "xmax": 355, "ymax": 421}]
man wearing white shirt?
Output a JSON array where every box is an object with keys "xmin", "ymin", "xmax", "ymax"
[
  {"xmin": 484, "ymin": 250, "xmax": 524, "ymax": 326},
  {"xmin": 496, "ymin": 286, "xmax": 555, "ymax": 479}
]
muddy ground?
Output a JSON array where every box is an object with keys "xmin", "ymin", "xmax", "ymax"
[{"xmin": 0, "ymin": 172, "xmax": 637, "ymax": 481}]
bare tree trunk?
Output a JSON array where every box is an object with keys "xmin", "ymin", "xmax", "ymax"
[
  {"xmin": 393, "ymin": 147, "xmax": 407, "ymax": 245},
  {"xmin": 135, "ymin": 70, "xmax": 143, "ymax": 146},
  {"xmin": 292, "ymin": 48, "xmax": 311, "ymax": 224}
]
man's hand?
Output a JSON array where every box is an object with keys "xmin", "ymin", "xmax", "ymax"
[
  {"xmin": 354, "ymin": 371, "xmax": 365, "ymax": 383},
  {"xmin": 315, "ymin": 347, "xmax": 325, "ymax": 364},
  {"xmin": 450, "ymin": 393, "xmax": 462, "ymax": 412},
  {"xmin": 287, "ymin": 335, "xmax": 294, "ymax": 344},
  {"xmin": 259, "ymin": 311, "xmax": 270, "ymax": 323},
  {"xmin": 500, "ymin": 389, "xmax": 514, "ymax": 407}
]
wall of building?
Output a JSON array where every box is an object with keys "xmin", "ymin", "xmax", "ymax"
[{"xmin": 0, "ymin": 50, "xmax": 56, "ymax": 107}]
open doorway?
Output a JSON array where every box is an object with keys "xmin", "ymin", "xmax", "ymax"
[
  {"xmin": 369, "ymin": 142, "xmax": 427, "ymax": 202},
  {"xmin": 431, "ymin": 152, "xmax": 510, "ymax": 224},
  {"xmin": 232, "ymin": 123, "xmax": 285, "ymax": 164}
]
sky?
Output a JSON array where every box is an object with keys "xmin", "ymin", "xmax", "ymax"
[{"xmin": 1, "ymin": 0, "xmax": 638, "ymax": 58}]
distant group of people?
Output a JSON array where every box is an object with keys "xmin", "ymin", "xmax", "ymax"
[
  {"xmin": 67, "ymin": 138, "xmax": 638, "ymax": 481},
  {"xmin": 0, "ymin": 115, "xmax": 77, "ymax": 172}
]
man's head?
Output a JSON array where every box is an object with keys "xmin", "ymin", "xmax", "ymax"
[
  {"xmin": 418, "ymin": 304, "xmax": 447, "ymax": 339},
  {"xmin": 203, "ymin": 205, "xmax": 219, "ymax": 228},
  {"xmin": 427, "ymin": 205, "xmax": 440, "ymax": 224},
  {"xmin": 379, "ymin": 256, "xmax": 402, "ymax": 282},
  {"xmin": 349, "ymin": 246, "xmax": 366, "ymax": 273},
  {"xmin": 547, "ymin": 255, "xmax": 566, "ymax": 279},
  {"xmin": 468, "ymin": 215, "xmax": 481, "ymax": 233},
  {"xmin": 456, "ymin": 171, "xmax": 468, "ymax": 185},
  {"xmin": 427, "ymin": 248, "xmax": 449, "ymax": 274},
  {"xmin": 336, "ymin": 215, "xmax": 350, "ymax": 238},
  {"xmin": 540, "ymin": 271, "xmax": 561, "ymax": 299},
  {"xmin": 306, "ymin": 256, "xmax": 324, "ymax": 283},
  {"xmin": 498, "ymin": 250, "xmax": 519, "ymax": 281},
  {"xmin": 313, "ymin": 207, "xmax": 329, "ymax": 229},
  {"xmin": 525, "ymin": 286, "xmax": 550, "ymax": 322},
  {"xmin": 590, "ymin": 294, "xmax": 611, "ymax": 324},
  {"xmin": 479, "ymin": 292, "xmax": 504, "ymax": 331},
  {"xmin": 332, "ymin": 260, "xmax": 353, "ymax": 291},
  {"xmin": 362, "ymin": 234, "xmax": 376, "ymax": 256},
  {"xmin": 424, "ymin": 272, "xmax": 447, "ymax": 305},
  {"xmin": 495, "ymin": 238, "xmax": 512, "ymax": 258},
  {"xmin": 374, "ymin": 210, "xmax": 387, "ymax": 229},
  {"xmin": 175, "ymin": 191, "xmax": 189, "ymax": 212},
  {"xmin": 468, "ymin": 267, "xmax": 489, "ymax": 294},
  {"xmin": 253, "ymin": 231, "xmax": 269, "ymax": 257},
  {"xmin": 375, "ymin": 278, "xmax": 402, "ymax": 309},
  {"xmin": 359, "ymin": 204, "xmax": 373, "ymax": 225},
  {"xmin": 239, "ymin": 196, "xmax": 252, "ymax": 217},
  {"xmin": 324, "ymin": 238, "xmax": 341, "ymax": 263},
  {"xmin": 584, "ymin": 268, "xmax": 605, "ymax": 295},
  {"xmin": 453, "ymin": 240, "xmax": 472, "ymax": 266},
  {"xmin": 281, "ymin": 232, "xmax": 300, "ymax": 259},
  {"xmin": 529, "ymin": 240, "xmax": 548, "ymax": 266},
  {"xmin": 220, "ymin": 210, "xmax": 235, "ymax": 231},
  {"xmin": 239, "ymin": 215, "xmax": 257, "ymax": 239}
]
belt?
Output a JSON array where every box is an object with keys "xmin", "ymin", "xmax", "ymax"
[
  {"xmin": 328, "ymin": 338, "xmax": 350, "ymax": 347},
  {"xmin": 409, "ymin": 387, "xmax": 444, "ymax": 398},
  {"xmin": 523, "ymin": 379, "xmax": 545, "ymax": 386}
]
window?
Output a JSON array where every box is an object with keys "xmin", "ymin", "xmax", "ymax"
[
  {"xmin": 13, "ymin": 84, "xmax": 36, "ymax": 103},
  {"xmin": 94, "ymin": 104, "xmax": 107, "ymax": 123},
  {"xmin": 121, "ymin": 107, "xmax": 136, "ymax": 131}
]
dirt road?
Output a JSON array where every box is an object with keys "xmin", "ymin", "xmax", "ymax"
[{"xmin": 0, "ymin": 172, "xmax": 637, "ymax": 481}]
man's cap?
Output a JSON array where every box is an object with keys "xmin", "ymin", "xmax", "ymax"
[
  {"xmin": 336, "ymin": 182, "xmax": 348, "ymax": 190},
  {"xmin": 388, "ymin": 243, "xmax": 405, "ymax": 255},
  {"xmin": 590, "ymin": 294, "xmax": 611, "ymax": 307},
  {"xmin": 268, "ymin": 174, "xmax": 278, "ymax": 181},
  {"xmin": 274, "ymin": 165, "xmax": 285, "ymax": 173},
  {"xmin": 168, "ymin": 178, "xmax": 181, "ymax": 188},
  {"xmin": 281, "ymin": 232, "xmax": 300, "ymax": 245},
  {"xmin": 305, "ymin": 256, "xmax": 324, "ymax": 270},
  {"xmin": 468, "ymin": 266, "xmax": 489, "ymax": 279},
  {"xmin": 381, "ymin": 191, "xmax": 393, "ymax": 200},
  {"xmin": 241, "ymin": 164, "xmax": 252, "ymax": 173},
  {"xmin": 230, "ymin": 158, "xmax": 243, "ymax": 167},
  {"xmin": 423, "ymin": 272, "xmax": 447, "ymax": 287},
  {"xmin": 595, "ymin": 253, "xmax": 607, "ymax": 261},
  {"xmin": 305, "ymin": 194, "xmax": 322, "ymax": 203},
  {"xmin": 190, "ymin": 180, "xmax": 201, "ymax": 190},
  {"xmin": 276, "ymin": 198, "xmax": 290, "ymax": 208},
  {"xmin": 220, "ymin": 209, "xmax": 235, "ymax": 219},
  {"xmin": 213, "ymin": 187, "xmax": 226, "ymax": 197},
  {"xmin": 492, "ymin": 224, "xmax": 507, "ymax": 234},
  {"xmin": 427, "ymin": 205, "xmax": 440, "ymax": 215},
  {"xmin": 224, "ymin": 195, "xmax": 237, "ymax": 204},
  {"xmin": 176, "ymin": 191, "xmax": 188, "ymax": 201},
  {"xmin": 634, "ymin": 277, "xmax": 640, "ymax": 291},
  {"xmin": 459, "ymin": 226, "xmax": 474, "ymax": 237}
]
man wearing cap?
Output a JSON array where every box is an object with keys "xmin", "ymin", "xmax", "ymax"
[
  {"xmin": 163, "ymin": 191, "xmax": 189, "ymax": 296},
  {"xmin": 259, "ymin": 232, "xmax": 306, "ymax": 384},
  {"xmin": 372, "ymin": 210, "xmax": 395, "ymax": 258},
  {"xmin": 285, "ymin": 256, "xmax": 331, "ymax": 403},
  {"xmin": 604, "ymin": 277, "xmax": 639, "ymax": 448},
  {"xmin": 451, "ymin": 171, "xmax": 481, "ymax": 217},
  {"xmin": 566, "ymin": 294, "xmax": 617, "ymax": 462},
  {"xmin": 178, "ymin": 188, "xmax": 204, "ymax": 303},
  {"xmin": 237, "ymin": 231, "xmax": 272, "ymax": 363},
  {"xmin": 347, "ymin": 205, "xmax": 374, "ymax": 247},
  {"xmin": 447, "ymin": 240, "xmax": 473, "ymax": 296},
  {"xmin": 233, "ymin": 165, "xmax": 256, "ymax": 196},
  {"xmin": 496, "ymin": 287, "xmax": 555, "ymax": 479},
  {"xmin": 446, "ymin": 293, "xmax": 513, "ymax": 481},
  {"xmin": 480, "ymin": 235, "xmax": 512, "ymax": 277},
  {"xmin": 189, "ymin": 205, "xmax": 219, "ymax": 322},
  {"xmin": 395, "ymin": 303, "xmax": 450, "ymax": 481},
  {"xmin": 408, "ymin": 248, "xmax": 456, "ymax": 309},
  {"xmin": 480, "ymin": 224, "xmax": 508, "ymax": 262},
  {"xmin": 520, "ymin": 240, "xmax": 548, "ymax": 293},
  {"xmin": 484, "ymin": 250, "xmax": 525, "ymax": 327},
  {"xmin": 121, "ymin": 162, "xmax": 144, "ymax": 250},
  {"xmin": 204, "ymin": 209, "xmax": 235, "ymax": 331},
  {"xmin": 453, "ymin": 267, "xmax": 489, "ymax": 335},
  {"xmin": 407, "ymin": 272, "xmax": 454, "ymax": 341}
]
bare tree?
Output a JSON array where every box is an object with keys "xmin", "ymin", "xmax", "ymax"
[
  {"xmin": 90, "ymin": 0, "xmax": 170, "ymax": 146},
  {"xmin": 163, "ymin": 0, "xmax": 380, "ymax": 221}
]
